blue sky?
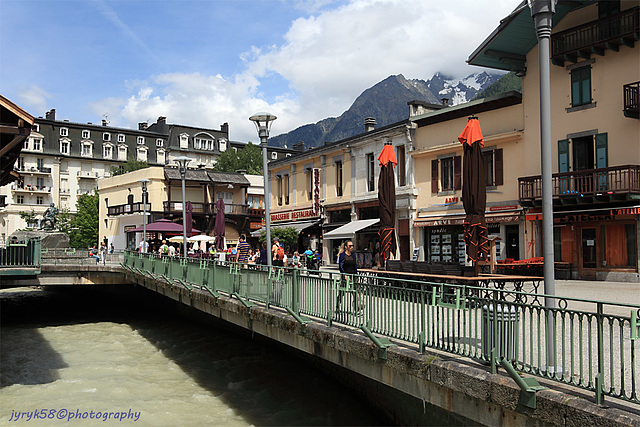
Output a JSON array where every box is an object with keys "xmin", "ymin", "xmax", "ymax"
[{"xmin": 1, "ymin": 0, "xmax": 517, "ymax": 142}]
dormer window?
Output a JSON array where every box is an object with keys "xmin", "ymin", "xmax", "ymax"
[
  {"xmin": 219, "ymin": 139, "xmax": 227, "ymax": 152},
  {"xmin": 103, "ymin": 133, "xmax": 111, "ymax": 141},
  {"xmin": 32, "ymin": 138, "xmax": 42, "ymax": 151},
  {"xmin": 157, "ymin": 149, "xmax": 166, "ymax": 164},
  {"xmin": 81, "ymin": 141, "xmax": 93, "ymax": 157},
  {"xmin": 60, "ymin": 139, "xmax": 70, "ymax": 154},
  {"xmin": 156, "ymin": 139, "xmax": 164, "ymax": 147},
  {"xmin": 137, "ymin": 146, "xmax": 148, "ymax": 162},
  {"xmin": 179, "ymin": 133, "xmax": 189, "ymax": 149},
  {"xmin": 137, "ymin": 136, "xmax": 145, "ymax": 145},
  {"xmin": 82, "ymin": 130, "xmax": 90, "ymax": 139},
  {"xmin": 103, "ymin": 145, "xmax": 113, "ymax": 159},
  {"xmin": 271, "ymin": 152, "xmax": 278, "ymax": 160},
  {"xmin": 60, "ymin": 128, "xmax": 68, "ymax": 137},
  {"xmin": 118, "ymin": 145, "xmax": 127, "ymax": 160},
  {"xmin": 117, "ymin": 134, "xmax": 125, "ymax": 143},
  {"xmin": 32, "ymin": 124, "xmax": 39, "ymax": 132}
]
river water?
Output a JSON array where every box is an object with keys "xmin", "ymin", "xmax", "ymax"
[{"xmin": 1, "ymin": 286, "xmax": 396, "ymax": 426}]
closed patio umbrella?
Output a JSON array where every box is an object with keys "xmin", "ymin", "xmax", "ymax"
[
  {"xmin": 459, "ymin": 116, "xmax": 489, "ymax": 274},
  {"xmin": 213, "ymin": 198, "xmax": 225, "ymax": 251},
  {"xmin": 378, "ymin": 142, "xmax": 397, "ymax": 265},
  {"xmin": 185, "ymin": 201, "xmax": 193, "ymax": 238}
]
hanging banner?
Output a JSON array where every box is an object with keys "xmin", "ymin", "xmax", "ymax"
[{"xmin": 312, "ymin": 168, "xmax": 321, "ymax": 215}]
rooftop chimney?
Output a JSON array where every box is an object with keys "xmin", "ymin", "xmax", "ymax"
[
  {"xmin": 221, "ymin": 122, "xmax": 229, "ymax": 135},
  {"xmin": 45, "ymin": 109, "xmax": 56, "ymax": 121},
  {"xmin": 364, "ymin": 117, "xmax": 376, "ymax": 132},
  {"xmin": 138, "ymin": 122, "xmax": 148, "ymax": 131},
  {"xmin": 292, "ymin": 141, "xmax": 305, "ymax": 152},
  {"xmin": 102, "ymin": 119, "xmax": 108, "ymax": 126},
  {"xmin": 157, "ymin": 116, "xmax": 166, "ymax": 125},
  {"xmin": 441, "ymin": 98, "xmax": 450, "ymax": 107}
]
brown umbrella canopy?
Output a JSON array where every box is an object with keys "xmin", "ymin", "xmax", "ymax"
[
  {"xmin": 459, "ymin": 117, "xmax": 489, "ymax": 264},
  {"xmin": 378, "ymin": 143, "xmax": 397, "ymax": 263},
  {"xmin": 185, "ymin": 201, "xmax": 193, "ymax": 238},
  {"xmin": 213, "ymin": 198, "xmax": 225, "ymax": 251}
]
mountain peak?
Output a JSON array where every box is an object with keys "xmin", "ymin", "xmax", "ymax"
[{"xmin": 269, "ymin": 71, "xmax": 504, "ymax": 149}]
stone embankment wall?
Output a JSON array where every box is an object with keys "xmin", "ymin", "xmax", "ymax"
[{"xmin": 126, "ymin": 271, "xmax": 640, "ymax": 427}]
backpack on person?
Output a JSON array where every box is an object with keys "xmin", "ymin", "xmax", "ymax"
[{"xmin": 276, "ymin": 245, "xmax": 285, "ymax": 260}]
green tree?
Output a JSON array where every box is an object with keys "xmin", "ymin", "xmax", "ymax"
[
  {"xmin": 110, "ymin": 159, "xmax": 149, "ymax": 176},
  {"xmin": 56, "ymin": 208, "xmax": 73, "ymax": 235},
  {"xmin": 259, "ymin": 226, "xmax": 299, "ymax": 251},
  {"xmin": 213, "ymin": 142, "xmax": 263, "ymax": 175},
  {"xmin": 18, "ymin": 209, "xmax": 38, "ymax": 229},
  {"xmin": 70, "ymin": 190, "xmax": 99, "ymax": 248}
]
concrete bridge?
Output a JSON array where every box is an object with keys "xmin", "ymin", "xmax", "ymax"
[{"xmin": 1, "ymin": 254, "xmax": 639, "ymax": 426}]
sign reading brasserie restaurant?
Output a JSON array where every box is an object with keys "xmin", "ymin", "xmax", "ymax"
[{"xmin": 271, "ymin": 208, "xmax": 320, "ymax": 223}]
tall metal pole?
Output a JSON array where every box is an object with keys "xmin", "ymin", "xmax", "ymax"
[
  {"xmin": 530, "ymin": 0, "xmax": 556, "ymax": 371},
  {"xmin": 250, "ymin": 113, "xmax": 277, "ymax": 268},
  {"xmin": 139, "ymin": 179, "xmax": 150, "ymax": 253},
  {"xmin": 174, "ymin": 156, "xmax": 191, "ymax": 258}
]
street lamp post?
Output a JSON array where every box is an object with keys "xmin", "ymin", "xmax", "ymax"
[
  {"xmin": 139, "ymin": 178, "xmax": 150, "ymax": 253},
  {"xmin": 530, "ymin": 0, "xmax": 556, "ymax": 372},
  {"xmin": 174, "ymin": 156, "xmax": 191, "ymax": 258},
  {"xmin": 249, "ymin": 113, "xmax": 277, "ymax": 268}
]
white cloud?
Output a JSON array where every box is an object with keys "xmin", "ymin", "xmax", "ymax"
[
  {"xmin": 18, "ymin": 85, "xmax": 51, "ymax": 114},
  {"xmin": 106, "ymin": 0, "xmax": 517, "ymax": 142}
]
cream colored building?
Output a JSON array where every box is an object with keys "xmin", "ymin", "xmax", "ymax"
[
  {"xmin": 468, "ymin": 0, "xmax": 639, "ymax": 280},
  {"xmin": 411, "ymin": 93, "xmax": 525, "ymax": 264},
  {"xmin": 99, "ymin": 166, "xmax": 262, "ymax": 252}
]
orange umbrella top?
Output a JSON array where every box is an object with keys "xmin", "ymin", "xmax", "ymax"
[
  {"xmin": 458, "ymin": 117, "xmax": 484, "ymax": 147},
  {"xmin": 378, "ymin": 143, "xmax": 397, "ymax": 167}
]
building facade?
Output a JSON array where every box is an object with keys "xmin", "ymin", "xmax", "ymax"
[
  {"xmin": 468, "ymin": 0, "xmax": 639, "ymax": 280},
  {"xmin": 98, "ymin": 167, "xmax": 263, "ymax": 251}
]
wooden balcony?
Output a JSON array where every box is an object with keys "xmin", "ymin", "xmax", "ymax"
[
  {"xmin": 551, "ymin": 7, "xmax": 639, "ymax": 66},
  {"xmin": 519, "ymin": 165, "xmax": 640, "ymax": 207},
  {"xmin": 163, "ymin": 201, "xmax": 248, "ymax": 216},
  {"xmin": 107, "ymin": 202, "xmax": 150, "ymax": 216},
  {"xmin": 624, "ymin": 81, "xmax": 639, "ymax": 119}
]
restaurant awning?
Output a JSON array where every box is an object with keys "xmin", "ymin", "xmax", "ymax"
[
  {"xmin": 250, "ymin": 219, "xmax": 322, "ymax": 237},
  {"xmin": 323, "ymin": 218, "xmax": 380, "ymax": 240}
]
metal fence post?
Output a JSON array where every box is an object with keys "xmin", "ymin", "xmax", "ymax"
[
  {"xmin": 596, "ymin": 302, "xmax": 605, "ymax": 404},
  {"xmin": 292, "ymin": 266, "xmax": 300, "ymax": 314}
]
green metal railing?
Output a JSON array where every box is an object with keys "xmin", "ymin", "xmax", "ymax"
[
  {"xmin": 0, "ymin": 238, "xmax": 41, "ymax": 275},
  {"xmin": 123, "ymin": 251, "xmax": 639, "ymax": 405}
]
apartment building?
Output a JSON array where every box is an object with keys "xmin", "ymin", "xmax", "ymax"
[
  {"xmin": 468, "ymin": 0, "xmax": 639, "ymax": 280},
  {"xmin": 0, "ymin": 109, "xmax": 294, "ymax": 242}
]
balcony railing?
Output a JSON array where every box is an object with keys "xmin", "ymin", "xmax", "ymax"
[
  {"xmin": 14, "ymin": 166, "xmax": 52, "ymax": 174},
  {"xmin": 551, "ymin": 7, "xmax": 639, "ymax": 65},
  {"xmin": 624, "ymin": 81, "xmax": 639, "ymax": 119},
  {"xmin": 77, "ymin": 171, "xmax": 99, "ymax": 178},
  {"xmin": 519, "ymin": 165, "xmax": 640, "ymax": 205},
  {"xmin": 163, "ymin": 201, "xmax": 248, "ymax": 215},
  {"xmin": 11, "ymin": 184, "xmax": 51, "ymax": 193},
  {"xmin": 107, "ymin": 202, "xmax": 151, "ymax": 216}
]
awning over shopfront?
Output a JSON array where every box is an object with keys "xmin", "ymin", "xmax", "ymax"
[
  {"xmin": 323, "ymin": 218, "xmax": 380, "ymax": 240},
  {"xmin": 250, "ymin": 219, "xmax": 322, "ymax": 237}
]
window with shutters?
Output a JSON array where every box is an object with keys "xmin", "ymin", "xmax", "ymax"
[
  {"xmin": 483, "ymin": 147, "xmax": 503, "ymax": 187},
  {"xmin": 396, "ymin": 145, "xmax": 406, "ymax": 186},
  {"xmin": 277, "ymin": 176, "xmax": 283, "ymax": 206},
  {"xmin": 431, "ymin": 155, "xmax": 461, "ymax": 194},
  {"xmin": 366, "ymin": 153, "xmax": 375, "ymax": 191},
  {"xmin": 571, "ymin": 66, "xmax": 591, "ymax": 107},
  {"xmin": 284, "ymin": 174, "xmax": 290, "ymax": 205},
  {"xmin": 335, "ymin": 161, "xmax": 343, "ymax": 197}
]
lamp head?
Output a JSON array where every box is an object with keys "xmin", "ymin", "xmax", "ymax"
[
  {"xmin": 249, "ymin": 112, "xmax": 277, "ymax": 136},
  {"xmin": 138, "ymin": 178, "xmax": 150, "ymax": 191},
  {"xmin": 174, "ymin": 156, "xmax": 192, "ymax": 173}
]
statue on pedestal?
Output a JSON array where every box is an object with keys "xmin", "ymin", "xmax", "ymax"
[{"xmin": 41, "ymin": 203, "xmax": 59, "ymax": 231}]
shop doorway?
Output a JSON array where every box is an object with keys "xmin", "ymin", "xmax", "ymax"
[
  {"xmin": 573, "ymin": 136, "xmax": 594, "ymax": 194},
  {"xmin": 581, "ymin": 227, "xmax": 597, "ymax": 278},
  {"xmin": 505, "ymin": 225, "xmax": 519, "ymax": 260}
]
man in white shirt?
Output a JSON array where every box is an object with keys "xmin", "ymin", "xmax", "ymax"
[{"xmin": 139, "ymin": 240, "xmax": 149, "ymax": 253}]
